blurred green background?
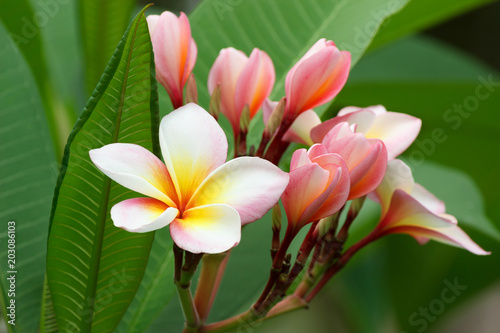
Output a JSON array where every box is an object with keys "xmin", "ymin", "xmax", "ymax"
[{"xmin": 0, "ymin": 0, "xmax": 499, "ymax": 332}]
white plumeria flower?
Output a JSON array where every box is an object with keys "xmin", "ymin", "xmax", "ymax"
[{"xmin": 90, "ymin": 103, "xmax": 289, "ymax": 254}]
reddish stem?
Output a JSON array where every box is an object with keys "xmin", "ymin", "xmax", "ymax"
[{"xmin": 194, "ymin": 251, "xmax": 231, "ymax": 323}]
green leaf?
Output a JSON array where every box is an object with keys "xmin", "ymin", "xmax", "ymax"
[
  {"xmin": 79, "ymin": 0, "xmax": 136, "ymax": 96},
  {"xmin": 28, "ymin": 0, "xmax": 84, "ymax": 113},
  {"xmin": 115, "ymin": 227, "xmax": 176, "ymax": 333},
  {"xmin": 39, "ymin": 275, "xmax": 58, "ymax": 333},
  {"xmin": 46, "ymin": 7, "xmax": 159, "ymax": 332},
  {"xmin": 184, "ymin": 0, "xmax": 411, "ymax": 149},
  {"xmin": 0, "ymin": 0, "xmax": 76, "ymax": 159},
  {"xmin": 0, "ymin": 20, "xmax": 57, "ymax": 333},
  {"xmin": 368, "ymin": 0, "xmax": 495, "ymax": 51}
]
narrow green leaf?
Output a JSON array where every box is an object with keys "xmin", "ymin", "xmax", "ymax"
[
  {"xmin": 79, "ymin": 0, "xmax": 136, "ymax": 96},
  {"xmin": 46, "ymin": 7, "xmax": 159, "ymax": 332},
  {"xmin": 0, "ymin": 20, "xmax": 57, "ymax": 333},
  {"xmin": 115, "ymin": 227, "xmax": 176, "ymax": 333}
]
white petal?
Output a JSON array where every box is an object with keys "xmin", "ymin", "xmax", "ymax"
[
  {"xmin": 411, "ymin": 183, "xmax": 446, "ymax": 215},
  {"xmin": 188, "ymin": 157, "xmax": 289, "ymax": 225},
  {"xmin": 283, "ymin": 110, "xmax": 321, "ymax": 145},
  {"xmin": 170, "ymin": 204, "xmax": 241, "ymax": 254},
  {"xmin": 159, "ymin": 103, "xmax": 228, "ymax": 206},
  {"xmin": 365, "ymin": 112, "xmax": 421, "ymax": 159},
  {"xmin": 89, "ymin": 143, "xmax": 177, "ymax": 207},
  {"xmin": 111, "ymin": 198, "xmax": 178, "ymax": 233}
]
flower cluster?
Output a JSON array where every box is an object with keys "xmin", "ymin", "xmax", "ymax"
[
  {"xmin": 88, "ymin": 10, "xmax": 488, "ymax": 330},
  {"xmin": 87, "ymin": 8, "xmax": 488, "ymax": 300}
]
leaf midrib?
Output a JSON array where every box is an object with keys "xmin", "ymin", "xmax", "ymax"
[{"xmin": 82, "ymin": 13, "xmax": 142, "ymax": 331}]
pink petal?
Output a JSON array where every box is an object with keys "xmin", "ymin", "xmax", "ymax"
[
  {"xmin": 170, "ymin": 204, "xmax": 241, "ymax": 254},
  {"xmin": 234, "ymin": 49, "xmax": 275, "ymax": 119},
  {"xmin": 159, "ymin": 103, "xmax": 228, "ymax": 207},
  {"xmin": 348, "ymin": 139, "xmax": 387, "ymax": 199},
  {"xmin": 307, "ymin": 143, "xmax": 329, "ymax": 160},
  {"xmin": 307, "ymin": 153, "xmax": 350, "ymax": 222},
  {"xmin": 111, "ymin": 198, "xmax": 178, "ymax": 233},
  {"xmin": 283, "ymin": 110, "xmax": 321, "ymax": 145},
  {"xmin": 152, "ymin": 12, "xmax": 185, "ymax": 103},
  {"xmin": 338, "ymin": 105, "xmax": 387, "ymax": 116},
  {"xmin": 282, "ymin": 162, "xmax": 330, "ymax": 227},
  {"xmin": 89, "ymin": 143, "xmax": 177, "ymax": 207},
  {"xmin": 285, "ymin": 43, "xmax": 350, "ymax": 115},
  {"xmin": 381, "ymin": 190, "xmax": 489, "ymax": 255},
  {"xmin": 207, "ymin": 48, "xmax": 248, "ymax": 133},
  {"xmin": 188, "ymin": 157, "xmax": 289, "ymax": 225},
  {"xmin": 322, "ymin": 123, "xmax": 387, "ymax": 199},
  {"xmin": 310, "ymin": 109, "xmax": 376, "ymax": 143},
  {"xmin": 290, "ymin": 148, "xmax": 310, "ymax": 170}
]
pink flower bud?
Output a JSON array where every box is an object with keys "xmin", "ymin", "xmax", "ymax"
[
  {"xmin": 285, "ymin": 39, "xmax": 351, "ymax": 116},
  {"xmin": 208, "ymin": 48, "xmax": 275, "ymax": 135},
  {"xmin": 147, "ymin": 12, "xmax": 197, "ymax": 108},
  {"xmin": 281, "ymin": 145, "xmax": 350, "ymax": 232},
  {"xmin": 321, "ymin": 122, "xmax": 387, "ymax": 200}
]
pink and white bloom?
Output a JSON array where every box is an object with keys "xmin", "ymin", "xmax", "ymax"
[
  {"xmin": 285, "ymin": 39, "xmax": 351, "ymax": 117},
  {"xmin": 89, "ymin": 104, "xmax": 289, "ymax": 254},
  {"xmin": 321, "ymin": 122, "xmax": 387, "ymax": 200},
  {"xmin": 262, "ymin": 99, "xmax": 321, "ymax": 146},
  {"xmin": 281, "ymin": 144, "xmax": 350, "ymax": 233},
  {"xmin": 147, "ymin": 11, "xmax": 197, "ymax": 108},
  {"xmin": 369, "ymin": 160, "xmax": 489, "ymax": 255},
  {"xmin": 311, "ymin": 105, "xmax": 421, "ymax": 159},
  {"xmin": 208, "ymin": 47, "xmax": 275, "ymax": 135}
]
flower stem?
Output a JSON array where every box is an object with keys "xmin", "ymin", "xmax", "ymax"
[
  {"xmin": 194, "ymin": 251, "xmax": 231, "ymax": 323},
  {"xmin": 263, "ymin": 114, "xmax": 295, "ymax": 164},
  {"xmin": 173, "ymin": 244, "xmax": 203, "ymax": 331},
  {"xmin": 304, "ymin": 231, "xmax": 377, "ymax": 302},
  {"xmin": 176, "ymin": 281, "xmax": 200, "ymax": 332},
  {"xmin": 253, "ymin": 229, "xmax": 295, "ymax": 312}
]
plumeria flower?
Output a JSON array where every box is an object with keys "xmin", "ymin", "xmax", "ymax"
[
  {"xmin": 285, "ymin": 38, "xmax": 351, "ymax": 117},
  {"xmin": 262, "ymin": 99, "xmax": 321, "ymax": 146},
  {"xmin": 147, "ymin": 11, "xmax": 197, "ymax": 108},
  {"xmin": 89, "ymin": 104, "xmax": 289, "ymax": 254},
  {"xmin": 281, "ymin": 144, "xmax": 350, "ymax": 234},
  {"xmin": 311, "ymin": 105, "xmax": 421, "ymax": 160},
  {"xmin": 369, "ymin": 160, "xmax": 489, "ymax": 255},
  {"xmin": 321, "ymin": 122, "xmax": 387, "ymax": 200},
  {"xmin": 208, "ymin": 47, "xmax": 275, "ymax": 136}
]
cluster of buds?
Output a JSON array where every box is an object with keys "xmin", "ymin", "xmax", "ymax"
[{"xmin": 89, "ymin": 11, "xmax": 489, "ymax": 331}]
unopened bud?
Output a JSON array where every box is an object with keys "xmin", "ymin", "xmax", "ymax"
[
  {"xmin": 184, "ymin": 73, "xmax": 198, "ymax": 104},
  {"xmin": 272, "ymin": 203, "xmax": 282, "ymax": 232},
  {"xmin": 265, "ymin": 97, "xmax": 286, "ymax": 136},
  {"xmin": 208, "ymin": 84, "xmax": 221, "ymax": 120},
  {"xmin": 239, "ymin": 104, "xmax": 250, "ymax": 134}
]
